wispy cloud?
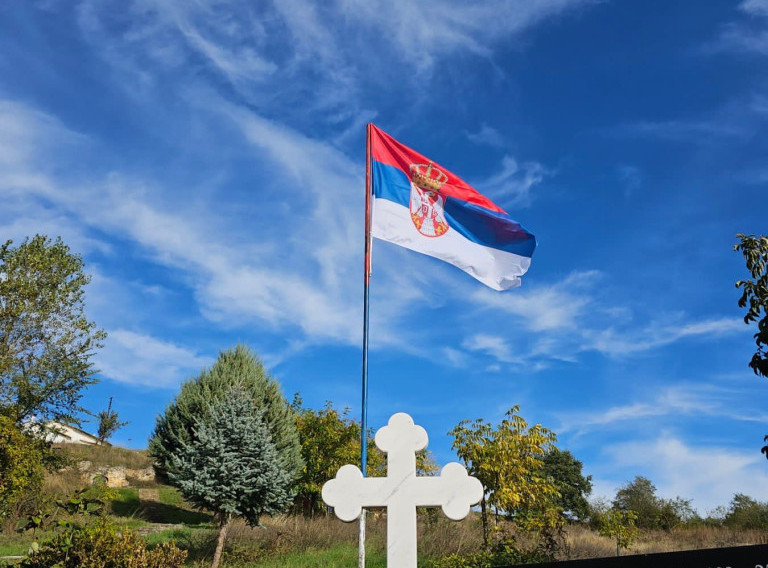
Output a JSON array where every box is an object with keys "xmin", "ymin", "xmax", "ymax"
[
  {"xmin": 467, "ymin": 270, "xmax": 744, "ymax": 368},
  {"xmin": 601, "ymin": 436, "xmax": 768, "ymax": 514},
  {"xmin": 472, "ymin": 270, "xmax": 601, "ymax": 332},
  {"xmin": 75, "ymin": 0, "xmax": 596, "ymax": 120},
  {"xmin": 463, "ymin": 334, "xmax": 518, "ymax": 364},
  {"xmin": 582, "ymin": 317, "xmax": 744, "ymax": 357},
  {"xmin": 558, "ymin": 383, "xmax": 764, "ymax": 435},
  {"xmin": 466, "ymin": 124, "xmax": 505, "ymax": 148},
  {"xmin": 474, "ymin": 156, "xmax": 547, "ymax": 208},
  {"xmin": 711, "ymin": 0, "xmax": 768, "ymax": 56},
  {"xmin": 98, "ymin": 329, "xmax": 214, "ymax": 388}
]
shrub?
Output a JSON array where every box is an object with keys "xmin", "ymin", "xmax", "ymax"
[
  {"xmin": 427, "ymin": 537, "xmax": 551, "ymax": 568},
  {"xmin": 21, "ymin": 519, "xmax": 186, "ymax": 568},
  {"xmin": 0, "ymin": 415, "xmax": 45, "ymax": 519}
]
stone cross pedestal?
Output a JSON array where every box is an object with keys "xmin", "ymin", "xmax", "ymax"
[{"xmin": 322, "ymin": 412, "xmax": 483, "ymax": 568}]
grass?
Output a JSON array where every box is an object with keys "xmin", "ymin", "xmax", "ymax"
[
  {"xmin": 53, "ymin": 443, "xmax": 152, "ymax": 471},
  {"xmin": 245, "ymin": 543, "xmax": 387, "ymax": 568}
]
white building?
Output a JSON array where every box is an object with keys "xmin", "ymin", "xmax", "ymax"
[{"xmin": 43, "ymin": 421, "xmax": 102, "ymax": 445}]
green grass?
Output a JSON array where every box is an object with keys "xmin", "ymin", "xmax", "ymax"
[
  {"xmin": 158, "ymin": 487, "xmax": 184, "ymax": 507},
  {"xmin": 244, "ymin": 543, "xmax": 387, "ymax": 568}
]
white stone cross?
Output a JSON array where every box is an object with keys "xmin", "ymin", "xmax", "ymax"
[{"xmin": 322, "ymin": 412, "xmax": 483, "ymax": 568}]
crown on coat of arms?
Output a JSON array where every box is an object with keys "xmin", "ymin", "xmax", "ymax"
[{"xmin": 410, "ymin": 162, "xmax": 448, "ymax": 192}]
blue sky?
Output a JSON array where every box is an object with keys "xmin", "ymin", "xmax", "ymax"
[{"xmin": 2, "ymin": 0, "xmax": 767, "ymax": 514}]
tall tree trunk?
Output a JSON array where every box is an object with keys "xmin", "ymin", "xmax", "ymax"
[
  {"xmin": 480, "ymin": 496, "xmax": 489, "ymax": 547},
  {"xmin": 211, "ymin": 514, "xmax": 231, "ymax": 568}
]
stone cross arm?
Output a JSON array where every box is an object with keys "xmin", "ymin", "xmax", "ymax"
[{"xmin": 321, "ymin": 461, "xmax": 482, "ymax": 522}]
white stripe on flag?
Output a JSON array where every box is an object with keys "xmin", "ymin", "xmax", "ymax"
[{"xmin": 371, "ymin": 198, "xmax": 531, "ymax": 291}]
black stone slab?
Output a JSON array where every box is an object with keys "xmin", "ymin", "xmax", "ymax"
[{"xmin": 499, "ymin": 544, "xmax": 768, "ymax": 568}]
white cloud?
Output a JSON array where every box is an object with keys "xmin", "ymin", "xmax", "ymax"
[
  {"xmin": 468, "ymin": 270, "xmax": 744, "ymax": 368},
  {"xmin": 602, "ymin": 436, "xmax": 768, "ymax": 514},
  {"xmin": 76, "ymin": 0, "xmax": 596, "ymax": 116},
  {"xmin": 98, "ymin": 329, "xmax": 213, "ymax": 388},
  {"xmin": 466, "ymin": 124, "xmax": 505, "ymax": 148},
  {"xmin": 708, "ymin": 1, "xmax": 768, "ymax": 57},
  {"xmin": 463, "ymin": 334, "xmax": 518, "ymax": 363},
  {"xmin": 742, "ymin": 0, "xmax": 768, "ymax": 16},
  {"xmin": 472, "ymin": 270, "xmax": 600, "ymax": 332},
  {"xmin": 474, "ymin": 155, "xmax": 547, "ymax": 208},
  {"xmin": 582, "ymin": 317, "xmax": 744, "ymax": 357},
  {"xmin": 558, "ymin": 383, "xmax": 764, "ymax": 436}
]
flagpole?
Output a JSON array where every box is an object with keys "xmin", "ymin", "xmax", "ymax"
[{"xmin": 359, "ymin": 122, "xmax": 373, "ymax": 568}]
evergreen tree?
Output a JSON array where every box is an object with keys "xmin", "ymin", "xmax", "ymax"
[
  {"xmin": 170, "ymin": 387, "xmax": 293, "ymax": 568},
  {"xmin": 148, "ymin": 345, "xmax": 302, "ymax": 484}
]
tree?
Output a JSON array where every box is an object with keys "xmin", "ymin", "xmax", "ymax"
[
  {"xmin": 598, "ymin": 508, "xmax": 639, "ymax": 556},
  {"xmin": 0, "ymin": 414, "xmax": 45, "ymax": 519},
  {"xmin": 292, "ymin": 399, "xmax": 370, "ymax": 515},
  {"xmin": 169, "ymin": 387, "xmax": 293, "ymax": 568},
  {"xmin": 541, "ymin": 448, "xmax": 593, "ymax": 522},
  {"xmin": 612, "ymin": 476, "xmax": 659, "ymax": 529},
  {"xmin": 723, "ymin": 493, "xmax": 768, "ymax": 530},
  {"xmin": 612, "ymin": 476, "xmax": 692, "ymax": 530},
  {"xmin": 0, "ymin": 235, "xmax": 105, "ymax": 425},
  {"xmin": 148, "ymin": 345, "xmax": 302, "ymax": 484},
  {"xmin": 96, "ymin": 397, "xmax": 129, "ymax": 445},
  {"xmin": 291, "ymin": 397, "xmax": 436, "ymax": 515},
  {"xmin": 734, "ymin": 233, "xmax": 768, "ymax": 378},
  {"xmin": 449, "ymin": 405, "xmax": 559, "ymax": 546}
]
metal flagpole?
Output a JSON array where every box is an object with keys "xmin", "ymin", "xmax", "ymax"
[{"xmin": 359, "ymin": 122, "xmax": 373, "ymax": 568}]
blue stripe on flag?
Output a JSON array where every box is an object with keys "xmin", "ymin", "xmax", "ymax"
[{"xmin": 372, "ymin": 161, "xmax": 537, "ymax": 258}]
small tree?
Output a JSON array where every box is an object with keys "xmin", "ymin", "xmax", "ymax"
[
  {"xmin": 96, "ymin": 397, "xmax": 129, "ymax": 445},
  {"xmin": 0, "ymin": 415, "xmax": 45, "ymax": 519},
  {"xmin": 170, "ymin": 387, "xmax": 294, "ymax": 568},
  {"xmin": 449, "ymin": 405, "xmax": 559, "ymax": 546},
  {"xmin": 0, "ymin": 235, "xmax": 105, "ymax": 426},
  {"xmin": 734, "ymin": 233, "xmax": 768, "ymax": 378},
  {"xmin": 598, "ymin": 508, "xmax": 639, "ymax": 556}
]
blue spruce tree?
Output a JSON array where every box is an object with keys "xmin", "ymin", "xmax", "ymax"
[{"xmin": 169, "ymin": 387, "xmax": 293, "ymax": 568}]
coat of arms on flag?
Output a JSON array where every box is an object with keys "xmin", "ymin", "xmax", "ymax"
[{"xmin": 409, "ymin": 162, "xmax": 449, "ymax": 238}]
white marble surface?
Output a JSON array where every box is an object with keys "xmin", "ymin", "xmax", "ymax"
[{"xmin": 322, "ymin": 412, "xmax": 483, "ymax": 568}]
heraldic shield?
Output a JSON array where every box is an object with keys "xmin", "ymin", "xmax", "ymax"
[{"xmin": 409, "ymin": 162, "xmax": 449, "ymax": 238}]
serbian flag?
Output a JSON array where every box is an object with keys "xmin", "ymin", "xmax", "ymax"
[{"xmin": 369, "ymin": 124, "xmax": 537, "ymax": 290}]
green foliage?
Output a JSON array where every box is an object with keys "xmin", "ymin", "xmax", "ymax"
[
  {"xmin": 541, "ymin": 448, "xmax": 593, "ymax": 521},
  {"xmin": 148, "ymin": 344, "xmax": 302, "ymax": 484},
  {"xmin": 449, "ymin": 405, "xmax": 559, "ymax": 545},
  {"xmin": 96, "ymin": 396, "xmax": 128, "ymax": 445},
  {"xmin": 292, "ymin": 400, "xmax": 366, "ymax": 514},
  {"xmin": 597, "ymin": 508, "xmax": 639, "ymax": 556},
  {"xmin": 0, "ymin": 235, "xmax": 106, "ymax": 425},
  {"xmin": 612, "ymin": 476, "xmax": 657, "ymax": 529},
  {"xmin": 723, "ymin": 493, "xmax": 768, "ymax": 530},
  {"xmin": 612, "ymin": 476, "xmax": 694, "ymax": 530},
  {"xmin": 734, "ymin": 233, "xmax": 768, "ymax": 378},
  {"xmin": 427, "ymin": 536, "xmax": 552, "ymax": 568},
  {"xmin": 168, "ymin": 387, "xmax": 294, "ymax": 526},
  {"xmin": 0, "ymin": 414, "xmax": 45, "ymax": 519},
  {"xmin": 290, "ymin": 397, "xmax": 439, "ymax": 515},
  {"xmin": 20, "ymin": 519, "xmax": 187, "ymax": 568}
]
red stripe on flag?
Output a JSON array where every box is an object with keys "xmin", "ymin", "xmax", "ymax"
[{"xmin": 369, "ymin": 124, "xmax": 505, "ymax": 214}]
